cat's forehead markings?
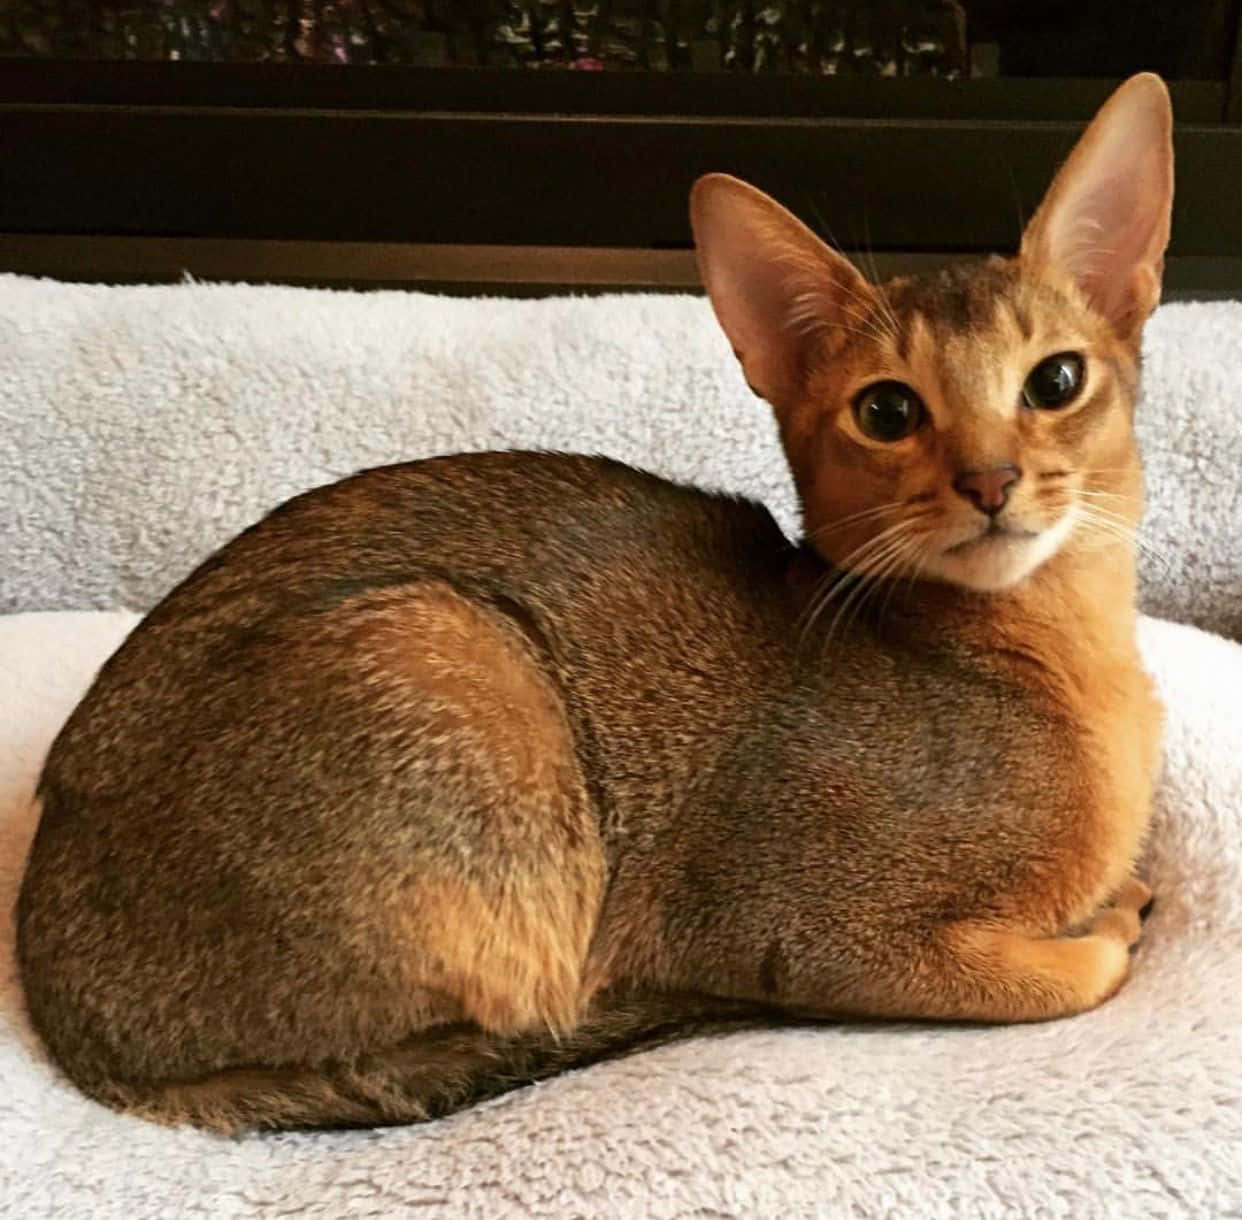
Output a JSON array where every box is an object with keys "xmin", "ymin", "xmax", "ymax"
[
  {"xmin": 882, "ymin": 264, "xmax": 1042, "ymax": 417},
  {"xmin": 936, "ymin": 326, "xmax": 990, "ymax": 421},
  {"xmin": 1006, "ymin": 288, "xmax": 1035, "ymax": 343},
  {"xmin": 886, "ymin": 264, "xmax": 1007, "ymax": 335},
  {"xmin": 900, "ymin": 309, "xmax": 934, "ymax": 372}
]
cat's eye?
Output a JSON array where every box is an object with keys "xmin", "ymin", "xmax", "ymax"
[
  {"xmin": 1022, "ymin": 353, "xmax": 1084, "ymax": 410},
  {"xmin": 853, "ymin": 382, "xmax": 926, "ymax": 443}
]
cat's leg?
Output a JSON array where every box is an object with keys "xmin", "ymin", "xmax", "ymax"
[
  {"xmin": 1081, "ymin": 875, "xmax": 1153, "ymax": 936},
  {"xmin": 884, "ymin": 876, "xmax": 1153, "ymax": 1023},
  {"xmin": 337, "ymin": 581, "xmax": 609, "ymax": 1039}
]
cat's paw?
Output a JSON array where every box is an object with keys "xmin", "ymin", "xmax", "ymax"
[{"xmin": 1086, "ymin": 877, "xmax": 1153, "ymax": 949}]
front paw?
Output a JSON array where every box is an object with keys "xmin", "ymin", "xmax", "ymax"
[{"xmin": 1086, "ymin": 877, "xmax": 1153, "ymax": 950}]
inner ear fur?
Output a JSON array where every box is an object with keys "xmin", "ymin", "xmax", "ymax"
[
  {"xmin": 1020, "ymin": 73, "xmax": 1174, "ymax": 347},
  {"xmin": 690, "ymin": 173, "xmax": 877, "ymax": 412}
]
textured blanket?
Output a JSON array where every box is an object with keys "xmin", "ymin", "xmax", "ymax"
[
  {"xmin": 0, "ymin": 277, "xmax": 1238, "ymax": 639},
  {"xmin": 0, "ymin": 276, "xmax": 1239, "ymax": 1217},
  {"xmin": 1, "ymin": 610, "xmax": 1239, "ymax": 1218}
]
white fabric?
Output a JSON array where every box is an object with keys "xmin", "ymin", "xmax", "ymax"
[
  {"xmin": 1, "ymin": 610, "xmax": 1239, "ymax": 1218},
  {"xmin": 0, "ymin": 276, "xmax": 1238, "ymax": 639}
]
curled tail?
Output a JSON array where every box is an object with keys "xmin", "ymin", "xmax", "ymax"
[{"xmin": 93, "ymin": 992, "xmax": 770, "ymax": 1135}]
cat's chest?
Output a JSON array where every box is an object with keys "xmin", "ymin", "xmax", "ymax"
[
  {"xmin": 983, "ymin": 638, "xmax": 1164, "ymax": 925},
  {"xmin": 1072, "ymin": 654, "xmax": 1164, "ymax": 876},
  {"xmin": 814, "ymin": 632, "xmax": 1159, "ymax": 825}
]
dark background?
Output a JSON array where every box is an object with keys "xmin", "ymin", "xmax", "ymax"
[{"xmin": 2, "ymin": 1, "xmax": 1240, "ymax": 294}]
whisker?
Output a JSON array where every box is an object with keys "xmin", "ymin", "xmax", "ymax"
[
  {"xmin": 1007, "ymin": 162, "xmax": 1026, "ymax": 249},
  {"xmin": 797, "ymin": 524, "xmax": 911, "ymax": 648},
  {"xmin": 858, "ymin": 209, "xmax": 903, "ymax": 345},
  {"xmin": 802, "ymin": 501, "xmax": 907, "ymax": 542},
  {"xmin": 1075, "ymin": 500, "xmax": 1147, "ymax": 528},
  {"xmin": 798, "ymin": 573, "xmax": 853, "ymax": 652},
  {"xmin": 829, "ymin": 275, "xmax": 901, "ymax": 347},
  {"xmin": 773, "ymin": 228, "xmax": 899, "ymax": 350},
  {"xmin": 820, "ymin": 529, "xmax": 919, "ymax": 653},
  {"xmin": 869, "ymin": 279, "xmax": 903, "ymax": 353},
  {"xmin": 1073, "ymin": 505, "xmax": 1173, "ymax": 572},
  {"xmin": 894, "ymin": 530, "xmax": 933, "ymax": 608},
  {"xmin": 1073, "ymin": 489, "xmax": 1138, "ymax": 502},
  {"xmin": 904, "ymin": 541, "xmax": 933, "ymax": 604},
  {"xmin": 1075, "ymin": 504, "xmax": 1140, "ymax": 533},
  {"xmin": 797, "ymin": 507, "xmax": 941, "ymax": 656},
  {"xmin": 794, "ymin": 568, "xmax": 843, "ymax": 643},
  {"xmin": 797, "ymin": 561, "xmax": 869, "ymax": 648},
  {"xmin": 878, "ymin": 532, "xmax": 932, "ymax": 623},
  {"xmin": 830, "ymin": 539, "xmax": 918, "ymax": 650},
  {"xmin": 821, "ymin": 516, "xmax": 923, "ymax": 570},
  {"xmin": 785, "ymin": 292, "xmax": 895, "ymax": 349}
]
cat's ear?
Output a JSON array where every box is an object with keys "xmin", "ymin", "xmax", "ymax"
[
  {"xmin": 690, "ymin": 173, "xmax": 876, "ymax": 410},
  {"xmin": 1020, "ymin": 73, "xmax": 1173, "ymax": 346}
]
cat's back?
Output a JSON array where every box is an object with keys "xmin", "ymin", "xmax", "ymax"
[
  {"xmin": 36, "ymin": 451, "xmax": 793, "ymax": 812},
  {"xmin": 153, "ymin": 450, "xmax": 785, "ymax": 612}
]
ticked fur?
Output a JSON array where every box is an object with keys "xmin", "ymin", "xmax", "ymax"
[{"xmin": 16, "ymin": 75, "xmax": 1172, "ymax": 1134}]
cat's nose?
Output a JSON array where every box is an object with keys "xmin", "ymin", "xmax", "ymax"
[{"xmin": 953, "ymin": 464, "xmax": 1021, "ymax": 516}]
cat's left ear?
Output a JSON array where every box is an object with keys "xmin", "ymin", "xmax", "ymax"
[{"xmin": 1020, "ymin": 72, "xmax": 1173, "ymax": 347}]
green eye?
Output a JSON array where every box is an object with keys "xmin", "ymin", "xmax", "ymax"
[
  {"xmin": 1023, "ymin": 353, "xmax": 1084, "ymax": 409},
  {"xmin": 853, "ymin": 381, "xmax": 926, "ymax": 443}
]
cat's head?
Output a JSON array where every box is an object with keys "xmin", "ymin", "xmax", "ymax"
[{"xmin": 691, "ymin": 73, "xmax": 1173, "ymax": 593}]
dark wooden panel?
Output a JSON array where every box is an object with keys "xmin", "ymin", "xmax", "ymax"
[
  {"xmin": 1227, "ymin": 0, "xmax": 1242, "ymax": 120},
  {"xmin": 1, "ymin": 106, "xmax": 1239, "ymax": 254},
  {"xmin": 0, "ymin": 61, "xmax": 1227, "ymax": 122},
  {"xmin": 1, "ymin": 236, "xmax": 1236, "ymax": 298},
  {"xmin": 0, "ymin": 236, "xmax": 705, "ymax": 289}
]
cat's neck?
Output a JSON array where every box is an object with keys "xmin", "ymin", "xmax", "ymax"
[
  {"xmin": 914, "ymin": 535, "xmax": 1142, "ymax": 696},
  {"xmin": 786, "ymin": 534, "xmax": 1143, "ymax": 693}
]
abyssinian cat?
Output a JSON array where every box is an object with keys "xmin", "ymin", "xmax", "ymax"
[{"xmin": 17, "ymin": 74, "xmax": 1171, "ymax": 1134}]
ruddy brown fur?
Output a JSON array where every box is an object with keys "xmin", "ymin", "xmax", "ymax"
[{"xmin": 17, "ymin": 74, "xmax": 1172, "ymax": 1133}]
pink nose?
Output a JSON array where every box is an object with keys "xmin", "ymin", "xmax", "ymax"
[{"xmin": 953, "ymin": 464, "xmax": 1021, "ymax": 516}]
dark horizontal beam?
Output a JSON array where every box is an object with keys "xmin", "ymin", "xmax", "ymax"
[
  {"xmin": 1, "ymin": 235, "xmax": 1237, "ymax": 298},
  {"xmin": 0, "ymin": 62, "xmax": 1227, "ymax": 123},
  {"xmin": 0, "ymin": 236, "xmax": 708, "ymax": 289},
  {"xmin": 2, "ymin": 106, "xmax": 1239, "ymax": 255}
]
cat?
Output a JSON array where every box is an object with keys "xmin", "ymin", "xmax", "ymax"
[{"xmin": 16, "ymin": 72, "xmax": 1171, "ymax": 1134}]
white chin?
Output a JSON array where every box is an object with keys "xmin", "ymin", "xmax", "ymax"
[{"xmin": 922, "ymin": 508, "xmax": 1079, "ymax": 592}]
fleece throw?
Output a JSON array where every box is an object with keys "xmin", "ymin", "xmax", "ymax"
[
  {"xmin": 1, "ymin": 610, "xmax": 1240, "ymax": 1218},
  {"xmin": 0, "ymin": 277, "xmax": 1239, "ymax": 639},
  {"xmin": 0, "ymin": 276, "xmax": 1239, "ymax": 1216}
]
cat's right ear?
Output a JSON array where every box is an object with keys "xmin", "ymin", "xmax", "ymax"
[
  {"xmin": 1019, "ymin": 73, "xmax": 1173, "ymax": 347},
  {"xmin": 690, "ymin": 174, "xmax": 875, "ymax": 411}
]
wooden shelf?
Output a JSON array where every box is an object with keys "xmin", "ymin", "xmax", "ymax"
[{"xmin": 2, "ymin": 63, "xmax": 1240, "ymax": 295}]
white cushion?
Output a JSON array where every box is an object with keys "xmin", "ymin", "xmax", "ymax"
[
  {"xmin": 0, "ymin": 277, "xmax": 1238, "ymax": 640},
  {"xmin": 1, "ymin": 610, "xmax": 1239, "ymax": 1216}
]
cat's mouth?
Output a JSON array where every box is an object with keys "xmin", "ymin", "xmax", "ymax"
[
  {"xmin": 944, "ymin": 521, "xmax": 1040, "ymax": 555},
  {"xmin": 924, "ymin": 507, "xmax": 1080, "ymax": 592}
]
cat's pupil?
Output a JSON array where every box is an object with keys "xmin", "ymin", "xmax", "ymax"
[
  {"xmin": 855, "ymin": 382, "xmax": 924, "ymax": 442},
  {"xmin": 1023, "ymin": 353, "xmax": 1083, "ymax": 409}
]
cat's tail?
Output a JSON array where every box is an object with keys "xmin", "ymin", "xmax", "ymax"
[{"xmin": 90, "ymin": 992, "xmax": 769, "ymax": 1135}]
